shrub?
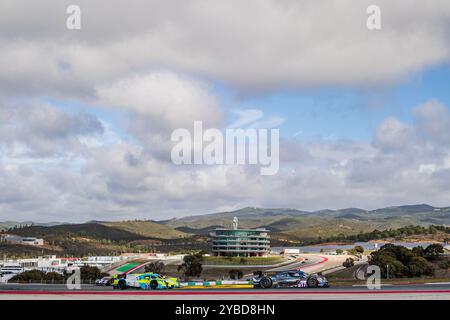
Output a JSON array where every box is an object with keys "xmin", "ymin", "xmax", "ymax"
[
  {"xmin": 438, "ymin": 260, "xmax": 450, "ymax": 270},
  {"xmin": 9, "ymin": 270, "xmax": 64, "ymax": 282},
  {"xmin": 354, "ymin": 246, "xmax": 364, "ymax": 254},
  {"xmin": 178, "ymin": 252, "xmax": 203, "ymax": 278},
  {"xmin": 342, "ymin": 258, "xmax": 354, "ymax": 268},
  {"xmin": 9, "ymin": 270, "xmax": 48, "ymax": 282},
  {"xmin": 145, "ymin": 261, "xmax": 165, "ymax": 274},
  {"xmin": 228, "ymin": 269, "xmax": 243, "ymax": 280},
  {"xmin": 369, "ymin": 244, "xmax": 435, "ymax": 278},
  {"xmin": 412, "ymin": 246, "xmax": 425, "ymax": 257},
  {"xmin": 424, "ymin": 244, "xmax": 444, "ymax": 260},
  {"xmin": 406, "ymin": 256, "xmax": 434, "ymax": 277},
  {"xmin": 79, "ymin": 266, "xmax": 108, "ymax": 280}
]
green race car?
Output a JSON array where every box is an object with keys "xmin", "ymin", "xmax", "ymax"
[{"xmin": 113, "ymin": 273, "xmax": 179, "ymax": 290}]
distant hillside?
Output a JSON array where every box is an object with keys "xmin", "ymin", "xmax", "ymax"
[
  {"xmin": 163, "ymin": 204, "xmax": 450, "ymax": 241},
  {"xmin": 0, "ymin": 243, "xmax": 61, "ymax": 257},
  {"xmin": 8, "ymin": 223, "xmax": 150, "ymax": 241},
  {"xmin": 101, "ymin": 220, "xmax": 190, "ymax": 239},
  {"xmin": 164, "ymin": 207, "xmax": 306, "ymax": 229},
  {"xmin": 175, "ymin": 225, "xmax": 221, "ymax": 236},
  {"xmin": 1, "ymin": 222, "xmax": 201, "ymax": 257},
  {"xmin": 0, "ymin": 221, "xmax": 65, "ymax": 231},
  {"xmin": 2, "ymin": 204, "xmax": 450, "ymax": 247}
]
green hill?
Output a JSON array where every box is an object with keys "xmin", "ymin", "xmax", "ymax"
[
  {"xmin": 0, "ymin": 221, "xmax": 64, "ymax": 231},
  {"xmin": 163, "ymin": 204, "xmax": 450, "ymax": 241},
  {"xmin": 0, "ymin": 221, "xmax": 197, "ymax": 257},
  {"xmin": 8, "ymin": 223, "xmax": 149, "ymax": 241},
  {"xmin": 101, "ymin": 220, "xmax": 190, "ymax": 239},
  {"xmin": 2, "ymin": 204, "xmax": 450, "ymax": 256}
]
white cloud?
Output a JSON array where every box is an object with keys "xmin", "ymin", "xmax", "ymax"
[
  {"xmin": 0, "ymin": 100, "xmax": 104, "ymax": 157},
  {"xmin": 95, "ymin": 71, "xmax": 222, "ymax": 162},
  {"xmin": 96, "ymin": 72, "xmax": 221, "ymax": 129},
  {"xmin": 373, "ymin": 117, "xmax": 416, "ymax": 152},
  {"xmin": 413, "ymin": 99, "xmax": 450, "ymax": 146},
  {"xmin": 1, "ymin": 0, "xmax": 450, "ymax": 96},
  {"xmin": 1, "ymin": 99, "xmax": 450, "ymax": 221},
  {"xmin": 1, "ymin": 1, "xmax": 450, "ymax": 221}
]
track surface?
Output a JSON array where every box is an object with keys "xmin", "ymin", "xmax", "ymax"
[
  {"xmin": 1, "ymin": 283, "xmax": 450, "ymax": 300},
  {"xmin": 2, "ymin": 255, "xmax": 448, "ymax": 299}
]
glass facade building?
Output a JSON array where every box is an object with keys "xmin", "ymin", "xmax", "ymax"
[{"xmin": 209, "ymin": 227, "xmax": 270, "ymax": 257}]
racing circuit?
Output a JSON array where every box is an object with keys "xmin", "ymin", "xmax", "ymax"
[
  {"xmin": 1, "ymin": 254, "xmax": 450, "ymax": 300},
  {"xmin": 1, "ymin": 283, "xmax": 450, "ymax": 300}
]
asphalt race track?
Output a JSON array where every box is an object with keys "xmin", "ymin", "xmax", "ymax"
[
  {"xmin": 1, "ymin": 255, "xmax": 449, "ymax": 300},
  {"xmin": 1, "ymin": 283, "xmax": 450, "ymax": 300}
]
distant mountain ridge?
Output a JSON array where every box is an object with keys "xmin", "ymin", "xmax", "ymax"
[
  {"xmin": 165, "ymin": 204, "xmax": 449, "ymax": 223},
  {"xmin": 0, "ymin": 221, "xmax": 67, "ymax": 231},
  {"xmin": 162, "ymin": 204, "xmax": 450, "ymax": 240},
  {"xmin": 2, "ymin": 204, "xmax": 450, "ymax": 243},
  {"xmin": 2, "ymin": 204, "xmax": 449, "ymax": 228}
]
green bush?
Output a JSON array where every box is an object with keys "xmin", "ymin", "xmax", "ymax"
[
  {"xmin": 438, "ymin": 260, "xmax": 450, "ymax": 269},
  {"xmin": 369, "ymin": 244, "xmax": 435, "ymax": 278},
  {"xmin": 144, "ymin": 261, "xmax": 165, "ymax": 274},
  {"xmin": 424, "ymin": 244, "xmax": 444, "ymax": 260},
  {"xmin": 78, "ymin": 266, "xmax": 109, "ymax": 280},
  {"xmin": 354, "ymin": 246, "xmax": 364, "ymax": 254},
  {"xmin": 228, "ymin": 269, "xmax": 243, "ymax": 280},
  {"xmin": 342, "ymin": 258, "xmax": 354, "ymax": 268},
  {"xmin": 178, "ymin": 252, "xmax": 203, "ymax": 278},
  {"xmin": 9, "ymin": 270, "xmax": 64, "ymax": 282}
]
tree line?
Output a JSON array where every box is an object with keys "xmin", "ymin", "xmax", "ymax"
[
  {"xmin": 8, "ymin": 265, "xmax": 109, "ymax": 283},
  {"xmin": 309, "ymin": 225, "xmax": 450, "ymax": 245},
  {"xmin": 369, "ymin": 243, "xmax": 445, "ymax": 278}
]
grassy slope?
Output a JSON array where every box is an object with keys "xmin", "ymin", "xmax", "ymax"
[
  {"xmin": 8, "ymin": 223, "xmax": 149, "ymax": 241},
  {"xmin": 101, "ymin": 220, "xmax": 190, "ymax": 240},
  {"xmin": 1, "ymin": 223, "xmax": 151, "ymax": 257},
  {"xmin": 169, "ymin": 215, "xmax": 411, "ymax": 241},
  {"xmin": 0, "ymin": 243, "xmax": 61, "ymax": 257}
]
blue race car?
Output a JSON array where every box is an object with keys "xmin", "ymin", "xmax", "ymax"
[{"xmin": 252, "ymin": 270, "xmax": 329, "ymax": 289}]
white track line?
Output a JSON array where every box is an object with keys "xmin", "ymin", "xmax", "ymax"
[{"xmin": 352, "ymin": 284, "xmax": 392, "ymax": 287}]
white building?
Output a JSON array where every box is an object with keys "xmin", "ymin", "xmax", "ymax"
[
  {"xmin": 1, "ymin": 255, "xmax": 130, "ymax": 276},
  {"xmin": 1, "ymin": 234, "xmax": 44, "ymax": 246},
  {"xmin": 281, "ymin": 248, "xmax": 300, "ymax": 255},
  {"xmin": 0, "ymin": 262, "xmax": 24, "ymax": 283}
]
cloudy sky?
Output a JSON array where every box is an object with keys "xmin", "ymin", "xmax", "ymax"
[{"xmin": 1, "ymin": 0, "xmax": 450, "ymax": 222}]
